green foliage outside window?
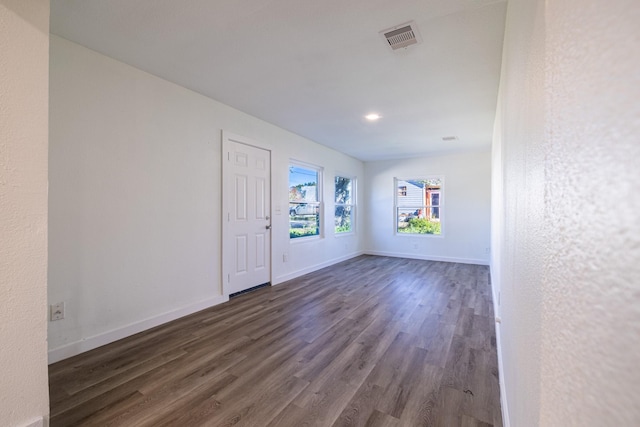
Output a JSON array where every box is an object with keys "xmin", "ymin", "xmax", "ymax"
[
  {"xmin": 335, "ymin": 176, "xmax": 354, "ymax": 233},
  {"xmin": 398, "ymin": 218, "xmax": 441, "ymax": 234}
]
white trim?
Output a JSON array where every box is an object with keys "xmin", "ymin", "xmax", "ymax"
[
  {"xmin": 290, "ymin": 234, "xmax": 322, "ymax": 244},
  {"xmin": 494, "ymin": 319, "xmax": 510, "ymax": 427},
  {"xmin": 490, "ymin": 264, "xmax": 510, "ymax": 427},
  {"xmin": 364, "ymin": 250, "xmax": 488, "ymax": 266},
  {"xmin": 272, "ymin": 251, "xmax": 365, "ymax": 285},
  {"xmin": 21, "ymin": 417, "xmax": 44, "ymax": 427},
  {"xmin": 48, "ymin": 295, "xmax": 228, "ymax": 364},
  {"xmin": 334, "ymin": 231, "xmax": 356, "ymax": 238},
  {"xmin": 394, "ymin": 231, "xmax": 444, "ymax": 239}
]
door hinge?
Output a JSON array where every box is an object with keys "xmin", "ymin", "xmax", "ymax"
[
  {"xmin": 227, "ymin": 151, "xmax": 230, "ymax": 161},
  {"xmin": 228, "ymin": 274, "xmax": 230, "ymax": 283},
  {"xmin": 227, "ymin": 212, "xmax": 230, "ymax": 221}
]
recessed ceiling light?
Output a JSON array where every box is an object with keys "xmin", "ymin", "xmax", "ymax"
[
  {"xmin": 365, "ymin": 113, "xmax": 381, "ymax": 121},
  {"xmin": 442, "ymin": 136, "xmax": 458, "ymax": 141}
]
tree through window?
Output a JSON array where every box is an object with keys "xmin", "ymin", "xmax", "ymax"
[{"xmin": 335, "ymin": 176, "xmax": 355, "ymax": 234}]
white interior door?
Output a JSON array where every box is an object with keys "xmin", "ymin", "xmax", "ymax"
[{"xmin": 222, "ymin": 132, "xmax": 271, "ymax": 295}]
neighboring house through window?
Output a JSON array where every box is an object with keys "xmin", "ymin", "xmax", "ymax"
[
  {"xmin": 395, "ymin": 177, "xmax": 442, "ymax": 235},
  {"xmin": 335, "ymin": 176, "xmax": 355, "ymax": 234},
  {"xmin": 289, "ymin": 163, "xmax": 322, "ymax": 239}
]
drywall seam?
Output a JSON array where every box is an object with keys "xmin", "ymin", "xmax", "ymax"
[
  {"xmin": 48, "ymin": 295, "xmax": 228, "ymax": 363},
  {"xmin": 365, "ymin": 250, "xmax": 489, "ymax": 266}
]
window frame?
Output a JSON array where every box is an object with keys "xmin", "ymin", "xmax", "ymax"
[
  {"xmin": 334, "ymin": 175, "xmax": 356, "ymax": 235},
  {"xmin": 288, "ymin": 161, "xmax": 323, "ymax": 241},
  {"xmin": 394, "ymin": 176, "xmax": 444, "ymax": 237}
]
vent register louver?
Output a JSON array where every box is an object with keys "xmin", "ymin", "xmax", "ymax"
[{"xmin": 381, "ymin": 22, "xmax": 420, "ymax": 50}]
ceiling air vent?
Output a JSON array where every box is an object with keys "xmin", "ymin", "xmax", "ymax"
[{"xmin": 381, "ymin": 21, "xmax": 421, "ymax": 51}]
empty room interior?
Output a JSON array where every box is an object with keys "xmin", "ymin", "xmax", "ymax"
[{"xmin": 1, "ymin": 0, "xmax": 639, "ymax": 426}]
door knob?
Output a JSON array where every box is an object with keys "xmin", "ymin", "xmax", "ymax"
[{"xmin": 266, "ymin": 225, "xmax": 271, "ymax": 229}]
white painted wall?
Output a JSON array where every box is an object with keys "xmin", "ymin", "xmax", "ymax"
[
  {"xmin": 493, "ymin": 0, "xmax": 640, "ymax": 425},
  {"xmin": 490, "ymin": 0, "xmax": 545, "ymax": 424},
  {"xmin": 48, "ymin": 36, "xmax": 365, "ymax": 362},
  {"xmin": 365, "ymin": 150, "xmax": 491, "ymax": 265},
  {"xmin": 0, "ymin": 0, "xmax": 50, "ymax": 425}
]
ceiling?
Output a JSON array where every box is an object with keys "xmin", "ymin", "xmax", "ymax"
[{"xmin": 50, "ymin": 0, "xmax": 507, "ymax": 162}]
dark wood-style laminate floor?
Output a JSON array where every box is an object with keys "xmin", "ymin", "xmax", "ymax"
[{"xmin": 49, "ymin": 255, "xmax": 503, "ymax": 427}]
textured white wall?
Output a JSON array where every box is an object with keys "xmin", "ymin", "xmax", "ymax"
[
  {"xmin": 365, "ymin": 150, "xmax": 491, "ymax": 265},
  {"xmin": 541, "ymin": 0, "xmax": 640, "ymax": 424},
  {"xmin": 48, "ymin": 36, "xmax": 365, "ymax": 361},
  {"xmin": 493, "ymin": 0, "xmax": 640, "ymax": 425},
  {"xmin": 0, "ymin": 0, "xmax": 50, "ymax": 425},
  {"xmin": 491, "ymin": 0, "xmax": 545, "ymax": 423}
]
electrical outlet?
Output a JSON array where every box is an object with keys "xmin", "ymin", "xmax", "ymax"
[
  {"xmin": 412, "ymin": 243, "xmax": 419, "ymax": 250},
  {"xmin": 283, "ymin": 253, "xmax": 288, "ymax": 262},
  {"xmin": 50, "ymin": 302, "xmax": 65, "ymax": 321},
  {"xmin": 485, "ymin": 247, "xmax": 491, "ymax": 254}
]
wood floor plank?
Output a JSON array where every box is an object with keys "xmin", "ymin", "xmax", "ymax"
[
  {"xmin": 461, "ymin": 348, "xmax": 500, "ymax": 426},
  {"xmin": 397, "ymin": 363, "xmax": 443, "ymax": 426},
  {"xmin": 201, "ymin": 374, "xmax": 309, "ymax": 427},
  {"xmin": 434, "ymin": 386, "xmax": 465, "ymax": 427},
  {"xmin": 268, "ymin": 379, "xmax": 359, "ymax": 427},
  {"xmin": 442, "ymin": 335, "xmax": 472, "ymax": 390},
  {"xmin": 136, "ymin": 372, "xmax": 238, "ymax": 427},
  {"xmin": 49, "ymin": 255, "xmax": 502, "ymax": 427},
  {"xmin": 50, "ymin": 347, "xmax": 187, "ymax": 416},
  {"xmin": 332, "ymin": 382, "xmax": 386, "ymax": 427},
  {"xmin": 363, "ymin": 410, "xmax": 401, "ymax": 427},
  {"xmin": 461, "ymin": 414, "xmax": 493, "ymax": 427}
]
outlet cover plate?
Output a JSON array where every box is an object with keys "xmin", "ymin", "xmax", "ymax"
[{"xmin": 50, "ymin": 302, "xmax": 65, "ymax": 321}]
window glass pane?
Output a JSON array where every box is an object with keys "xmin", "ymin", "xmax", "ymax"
[
  {"xmin": 289, "ymin": 202, "xmax": 319, "ymax": 238},
  {"xmin": 397, "ymin": 207, "xmax": 418, "ymax": 229},
  {"xmin": 395, "ymin": 177, "xmax": 442, "ymax": 235},
  {"xmin": 335, "ymin": 177, "xmax": 352, "ymax": 204},
  {"xmin": 335, "ymin": 205, "xmax": 352, "ymax": 233},
  {"xmin": 290, "ymin": 164, "xmax": 321, "ymax": 239},
  {"xmin": 289, "ymin": 166, "xmax": 318, "ymax": 203},
  {"xmin": 396, "ymin": 180, "xmax": 425, "ymax": 207}
]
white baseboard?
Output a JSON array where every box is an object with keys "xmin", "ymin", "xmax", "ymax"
[
  {"xmin": 21, "ymin": 417, "xmax": 44, "ymax": 427},
  {"xmin": 48, "ymin": 295, "xmax": 229, "ymax": 364},
  {"xmin": 272, "ymin": 251, "xmax": 365, "ymax": 285},
  {"xmin": 494, "ymin": 319, "xmax": 510, "ymax": 427},
  {"xmin": 490, "ymin": 265, "xmax": 510, "ymax": 427},
  {"xmin": 364, "ymin": 250, "xmax": 489, "ymax": 266}
]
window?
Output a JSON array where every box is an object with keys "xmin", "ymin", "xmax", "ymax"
[
  {"xmin": 395, "ymin": 177, "xmax": 443, "ymax": 235},
  {"xmin": 289, "ymin": 163, "xmax": 322, "ymax": 239},
  {"xmin": 335, "ymin": 176, "xmax": 355, "ymax": 234}
]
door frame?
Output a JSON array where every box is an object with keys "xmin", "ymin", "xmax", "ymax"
[{"xmin": 221, "ymin": 130, "xmax": 273, "ymax": 296}]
